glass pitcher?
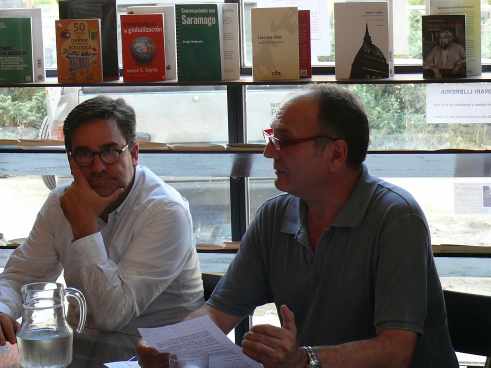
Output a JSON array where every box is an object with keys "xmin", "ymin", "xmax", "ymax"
[{"xmin": 17, "ymin": 282, "xmax": 87, "ymax": 368}]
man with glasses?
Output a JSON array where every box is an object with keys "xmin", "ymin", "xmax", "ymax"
[
  {"xmin": 0, "ymin": 96, "xmax": 203, "ymax": 345},
  {"xmin": 138, "ymin": 86, "xmax": 457, "ymax": 368}
]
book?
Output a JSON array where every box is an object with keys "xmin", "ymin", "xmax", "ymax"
[
  {"xmin": 58, "ymin": 0, "xmax": 119, "ymax": 81},
  {"xmin": 0, "ymin": 17, "xmax": 33, "ymax": 83},
  {"xmin": 428, "ymin": 0, "xmax": 481, "ymax": 76},
  {"xmin": 334, "ymin": 1, "xmax": 393, "ymax": 80},
  {"xmin": 0, "ymin": 8, "xmax": 44, "ymax": 82},
  {"xmin": 298, "ymin": 10, "xmax": 312, "ymax": 78},
  {"xmin": 422, "ymin": 15, "xmax": 466, "ymax": 79},
  {"xmin": 55, "ymin": 19, "xmax": 103, "ymax": 83},
  {"xmin": 251, "ymin": 7, "xmax": 300, "ymax": 81},
  {"xmin": 127, "ymin": 5, "xmax": 177, "ymax": 81},
  {"xmin": 121, "ymin": 14, "xmax": 165, "ymax": 82},
  {"xmin": 175, "ymin": 3, "xmax": 240, "ymax": 82}
]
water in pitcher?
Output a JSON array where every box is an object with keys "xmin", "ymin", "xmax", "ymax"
[{"xmin": 17, "ymin": 328, "xmax": 73, "ymax": 368}]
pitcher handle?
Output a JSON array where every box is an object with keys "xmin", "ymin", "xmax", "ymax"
[{"xmin": 65, "ymin": 287, "xmax": 87, "ymax": 333}]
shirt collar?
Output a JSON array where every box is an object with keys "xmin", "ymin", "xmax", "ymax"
[{"xmin": 280, "ymin": 164, "xmax": 378, "ymax": 235}]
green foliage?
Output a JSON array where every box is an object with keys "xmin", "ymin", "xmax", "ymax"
[{"xmin": 0, "ymin": 88, "xmax": 47, "ymax": 130}]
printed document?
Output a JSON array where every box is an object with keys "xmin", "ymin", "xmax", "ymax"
[{"xmin": 138, "ymin": 316, "xmax": 262, "ymax": 368}]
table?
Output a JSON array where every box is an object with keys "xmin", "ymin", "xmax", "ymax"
[{"xmin": 0, "ymin": 329, "xmax": 139, "ymax": 368}]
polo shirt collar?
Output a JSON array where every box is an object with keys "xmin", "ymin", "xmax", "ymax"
[{"xmin": 280, "ymin": 164, "xmax": 378, "ymax": 236}]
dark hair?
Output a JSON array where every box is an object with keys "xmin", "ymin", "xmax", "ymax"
[
  {"xmin": 63, "ymin": 96, "xmax": 136, "ymax": 151},
  {"xmin": 307, "ymin": 85, "xmax": 369, "ymax": 167}
]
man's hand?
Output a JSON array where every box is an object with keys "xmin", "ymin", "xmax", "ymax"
[
  {"xmin": 60, "ymin": 159, "xmax": 123, "ymax": 240},
  {"xmin": 242, "ymin": 305, "xmax": 306, "ymax": 368},
  {"xmin": 0, "ymin": 312, "xmax": 20, "ymax": 345},
  {"xmin": 136, "ymin": 339, "xmax": 177, "ymax": 368}
]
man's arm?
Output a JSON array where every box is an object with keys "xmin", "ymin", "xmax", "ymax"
[
  {"xmin": 186, "ymin": 303, "xmax": 243, "ymax": 334},
  {"xmin": 242, "ymin": 306, "xmax": 416, "ymax": 368}
]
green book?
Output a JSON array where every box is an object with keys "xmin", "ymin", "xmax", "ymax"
[
  {"xmin": 0, "ymin": 18, "xmax": 33, "ymax": 83},
  {"xmin": 175, "ymin": 4, "xmax": 222, "ymax": 82}
]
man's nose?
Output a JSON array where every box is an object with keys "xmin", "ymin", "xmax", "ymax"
[
  {"xmin": 263, "ymin": 141, "xmax": 279, "ymax": 159},
  {"xmin": 90, "ymin": 154, "xmax": 107, "ymax": 172}
]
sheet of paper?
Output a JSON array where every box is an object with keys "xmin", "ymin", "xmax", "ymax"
[
  {"xmin": 104, "ymin": 361, "xmax": 140, "ymax": 368},
  {"xmin": 138, "ymin": 316, "xmax": 262, "ymax": 368}
]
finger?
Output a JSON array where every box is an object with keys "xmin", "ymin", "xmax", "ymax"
[
  {"xmin": 0, "ymin": 316, "xmax": 16, "ymax": 345},
  {"xmin": 242, "ymin": 339, "xmax": 280, "ymax": 366},
  {"xmin": 280, "ymin": 304, "xmax": 296, "ymax": 332},
  {"xmin": 68, "ymin": 157, "xmax": 89, "ymax": 188},
  {"xmin": 0, "ymin": 327, "xmax": 5, "ymax": 346},
  {"xmin": 243, "ymin": 330, "xmax": 283, "ymax": 349},
  {"xmin": 249, "ymin": 324, "xmax": 287, "ymax": 339}
]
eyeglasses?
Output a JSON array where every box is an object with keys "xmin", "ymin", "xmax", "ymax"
[
  {"xmin": 70, "ymin": 144, "xmax": 129, "ymax": 167},
  {"xmin": 263, "ymin": 128, "xmax": 339, "ymax": 151}
]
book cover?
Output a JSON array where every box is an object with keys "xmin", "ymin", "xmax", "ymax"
[
  {"xmin": 121, "ymin": 14, "xmax": 165, "ymax": 82},
  {"xmin": 175, "ymin": 4, "xmax": 221, "ymax": 81},
  {"xmin": 428, "ymin": 0, "xmax": 481, "ymax": 76},
  {"xmin": 55, "ymin": 19, "xmax": 103, "ymax": 83},
  {"xmin": 59, "ymin": 0, "xmax": 119, "ymax": 81},
  {"xmin": 298, "ymin": 10, "xmax": 312, "ymax": 78},
  {"xmin": 251, "ymin": 7, "xmax": 300, "ymax": 81},
  {"xmin": 0, "ymin": 8, "xmax": 44, "ymax": 82},
  {"xmin": 127, "ymin": 5, "xmax": 177, "ymax": 81},
  {"xmin": 422, "ymin": 15, "xmax": 466, "ymax": 79},
  {"xmin": 0, "ymin": 17, "xmax": 33, "ymax": 83},
  {"xmin": 335, "ymin": 1, "xmax": 391, "ymax": 80}
]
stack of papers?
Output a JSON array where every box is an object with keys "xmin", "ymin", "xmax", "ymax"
[{"xmin": 137, "ymin": 316, "xmax": 262, "ymax": 368}]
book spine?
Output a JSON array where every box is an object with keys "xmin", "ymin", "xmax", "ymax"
[
  {"xmin": 298, "ymin": 10, "xmax": 312, "ymax": 78},
  {"xmin": 219, "ymin": 3, "xmax": 240, "ymax": 81},
  {"xmin": 163, "ymin": 7, "xmax": 177, "ymax": 80}
]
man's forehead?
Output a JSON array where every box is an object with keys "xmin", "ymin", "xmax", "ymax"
[{"xmin": 272, "ymin": 95, "xmax": 319, "ymax": 130}]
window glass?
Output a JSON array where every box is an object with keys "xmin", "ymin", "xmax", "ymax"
[
  {"xmin": 0, "ymin": 175, "xmax": 231, "ymax": 248},
  {"xmin": 246, "ymin": 84, "xmax": 491, "ymax": 150},
  {"xmin": 0, "ymin": 86, "xmax": 228, "ymax": 143},
  {"xmin": 248, "ymin": 177, "xmax": 491, "ymax": 247}
]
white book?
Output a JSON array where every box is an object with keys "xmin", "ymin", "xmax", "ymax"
[
  {"xmin": 218, "ymin": 3, "xmax": 240, "ymax": 81},
  {"xmin": 127, "ymin": 5, "xmax": 177, "ymax": 80},
  {"xmin": 428, "ymin": 0, "xmax": 481, "ymax": 76},
  {"xmin": 251, "ymin": 7, "xmax": 300, "ymax": 81},
  {"xmin": 0, "ymin": 7, "xmax": 44, "ymax": 82},
  {"xmin": 334, "ymin": 1, "xmax": 393, "ymax": 80}
]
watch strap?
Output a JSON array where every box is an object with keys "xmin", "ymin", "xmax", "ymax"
[{"xmin": 302, "ymin": 345, "xmax": 321, "ymax": 368}]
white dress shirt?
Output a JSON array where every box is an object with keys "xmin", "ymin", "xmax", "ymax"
[{"xmin": 0, "ymin": 166, "xmax": 204, "ymax": 334}]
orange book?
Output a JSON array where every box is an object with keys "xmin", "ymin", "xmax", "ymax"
[
  {"xmin": 121, "ymin": 14, "xmax": 165, "ymax": 82},
  {"xmin": 55, "ymin": 19, "xmax": 103, "ymax": 83}
]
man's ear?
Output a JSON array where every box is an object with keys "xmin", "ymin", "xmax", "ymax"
[
  {"xmin": 130, "ymin": 142, "xmax": 139, "ymax": 166},
  {"xmin": 327, "ymin": 139, "xmax": 349, "ymax": 171}
]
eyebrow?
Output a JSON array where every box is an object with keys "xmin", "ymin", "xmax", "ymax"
[{"xmin": 73, "ymin": 143, "xmax": 122, "ymax": 151}]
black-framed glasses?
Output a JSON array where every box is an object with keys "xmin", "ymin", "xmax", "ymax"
[
  {"xmin": 70, "ymin": 144, "xmax": 129, "ymax": 167},
  {"xmin": 263, "ymin": 128, "xmax": 339, "ymax": 151}
]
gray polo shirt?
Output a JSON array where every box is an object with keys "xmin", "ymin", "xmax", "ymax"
[{"xmin": 208, "ymin": 165, "xmax": 458, "ymax": 367}]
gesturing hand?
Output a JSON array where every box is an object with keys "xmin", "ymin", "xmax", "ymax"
[
  {"xmin": 242, "ymin": 305, "xmax": 305, "ymax": 368},
  {"xmin": 60, "ymin": 159, "xmax": 124, "ymax": 240},
  {"xmin": 0, "ymin": 313, "xmax": 20, "ymax": 345}
]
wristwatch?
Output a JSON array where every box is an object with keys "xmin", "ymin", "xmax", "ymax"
[{"xmin": 302, "ymin": 345, "xmax": 321, "ymax": 368}]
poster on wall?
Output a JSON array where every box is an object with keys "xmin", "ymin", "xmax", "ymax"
[
  {"xmin": 256, "ymin": 0, "xmax": 331, "ymax": 62},
  {"xmin": 426, "ymin": 84, "xmax": 491, "ymax": 124},
  {"xmin": 454, "ymin": 183, "xmax": 491, "ymax": 214}
]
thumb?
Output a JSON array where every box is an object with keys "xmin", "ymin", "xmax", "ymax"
[{"xmin": 280, "ymin": 304, "xmax": 296, "ymax": 333}]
